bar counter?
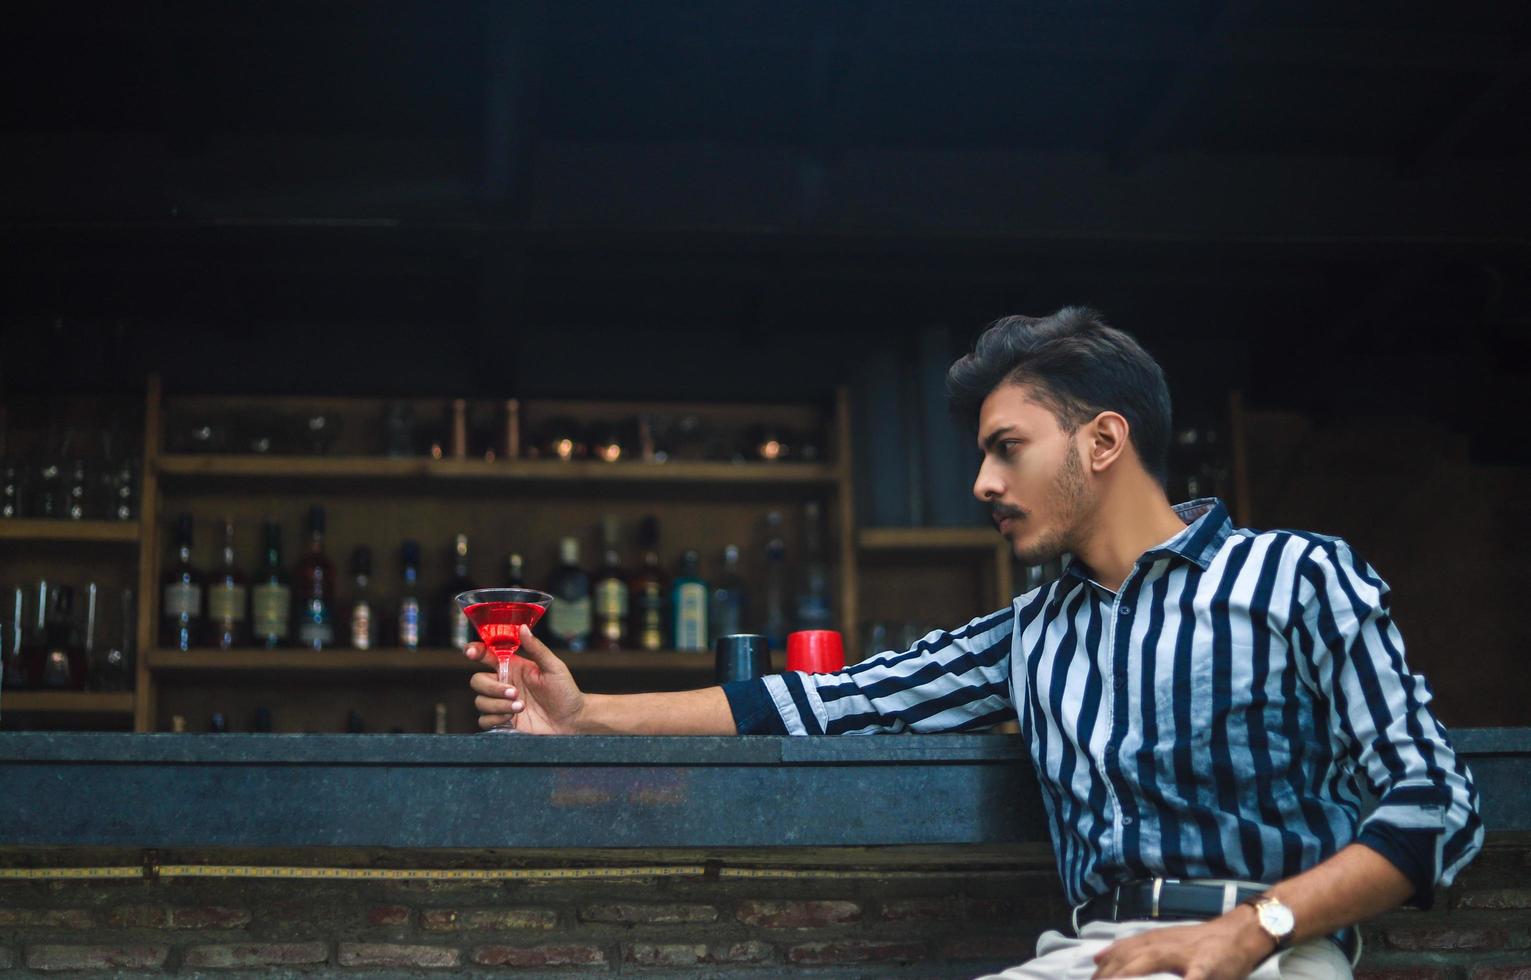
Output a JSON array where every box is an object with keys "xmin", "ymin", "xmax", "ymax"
[{"xmin": 3, "ymin": 728, "xmax": 1528, "ymax": 850}]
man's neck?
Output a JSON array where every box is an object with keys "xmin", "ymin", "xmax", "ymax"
[{"xmin": 1073, "ymin": 478, "xmax": 1188, "ymax": 594}]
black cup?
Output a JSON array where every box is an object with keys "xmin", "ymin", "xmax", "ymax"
[{"xmin": 714, "ymin": 634, "xmax": 771, "ymax": 685}]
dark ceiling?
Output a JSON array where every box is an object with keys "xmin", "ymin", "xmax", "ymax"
[{"xmin": 4, "ymin": 1, "xmax": 1530, "ymax": 449}]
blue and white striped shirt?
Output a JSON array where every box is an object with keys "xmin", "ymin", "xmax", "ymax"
[{"xmin": 724, "ymin": 499, "xmax": 1482, "ymax": 908}]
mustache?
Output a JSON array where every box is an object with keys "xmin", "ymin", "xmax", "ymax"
[{"xmin": 991, "ymin": 504, "xmax": 1026, "ymax": 528}]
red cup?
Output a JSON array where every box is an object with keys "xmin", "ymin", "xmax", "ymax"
[{"xmin": 785, "ymin": 630, "xmax": 845, "ymax": 674}]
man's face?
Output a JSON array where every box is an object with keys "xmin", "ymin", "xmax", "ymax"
[{"xmin": 972, "ymin": 382, "xmax": 1094, "ymax": 566}]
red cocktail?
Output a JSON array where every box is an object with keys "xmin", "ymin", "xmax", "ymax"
[{"xmin": 456, "ymin": 587, "xmax": 554, "ymax": 733}]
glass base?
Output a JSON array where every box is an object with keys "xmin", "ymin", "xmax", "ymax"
[{"xmin": 485, "ymin": 725, "xmax": 522, "ymax": 734}]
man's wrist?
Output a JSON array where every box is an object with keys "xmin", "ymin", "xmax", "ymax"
[{"xmin": 1228, "ymin": 902, "xmax": 1281, "ymax": 960}]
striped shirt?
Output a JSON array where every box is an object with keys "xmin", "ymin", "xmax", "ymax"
[{"xmin": 723, "ymin": 498, "xmax": 1483, "ymax": 908}]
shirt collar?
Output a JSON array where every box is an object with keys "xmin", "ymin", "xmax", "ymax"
[{"xmin": 1061, "ymin": 497, "xmax": 1233, "ymax": 583}]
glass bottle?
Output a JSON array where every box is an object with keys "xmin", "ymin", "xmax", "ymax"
[
  {"xmin": 207, "ymin": 518, "xmax": 248, "ymax": 649},
  {"xmin": 3, "ymin": 585, "xmax": 33, "ymax": 689},
  {"xmin": 591, "ymin": 515, "xmax": 630, "ymax": 651},
  {"xmin": 251, "ymin": 521, "xmax": 292, "ymax": 649},
  {"xmin": 398, "ymin": 540, "xmax": 424, "ymax": 651},
  {"xmin": 444, "ymin": 533, "xmax": 477, "ymax": 650},
  {"xmin": 671, "ymin": 549, "xmax": 709, "ymax": 653},
  {"xmin": 43, "ymin": 585, "xmax": 85, "ymax": 689},
  {"xmin": 505, "ymin": 552, "xmax": 527, "ymax": 588},
  {"xmin": 160, "ymin": 513, "xmax": 203, "ymax": 651},
  {"xmin": 709, "ymin": 544, "xmax": 747, "ymax": 645},
  {"xmin": 293, "ymin": 506, "xmax": 336, "ymax": 651},
  {"xmin": 349, "ymin": 546, "xmax": 375, "ymax": 651},
  {"xmin": 630, "ymin": 516, "xmax": 668, "ymax": 652},
  {"xmin": 545, "ymin": 537, "xmax": 591, "ymax": 652},
  {"xmin": 95, "ymin": 588, "xmax": 134, "ymax": 692}
]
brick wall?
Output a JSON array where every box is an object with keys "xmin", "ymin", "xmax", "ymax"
[{"xmin": 0, "ymin": 842, "xmax": 1526, "ymax": 976}]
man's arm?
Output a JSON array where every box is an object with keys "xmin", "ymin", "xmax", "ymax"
[
  {"xmin": 1091, "ymin": 842, "xmax": 1410, "ymax": 979},
  {"xmin": 724, "ymin": 608, "xmax": 1017, "ymax": 736},
  {"xmin": 1094, "ymin": 539, "xmax": 1483, "ymax": 979},
  {"xmin": 468, "ymin": 630, "xmax": 738, "ymax": 734}
]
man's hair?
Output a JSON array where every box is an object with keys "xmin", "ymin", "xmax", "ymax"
[{"xmin": 946, "ymin": 306, "xmax": 1172, "ymax": 484}]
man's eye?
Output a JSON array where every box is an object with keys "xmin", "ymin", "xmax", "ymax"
[{"xmin": 1000, "ymin": 441, "xmax": 1022, "ymax": 457}]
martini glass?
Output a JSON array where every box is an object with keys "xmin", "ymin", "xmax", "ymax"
[{"xmin": 456, "ymin": 587, "xmax": 554, "ymax": 734}]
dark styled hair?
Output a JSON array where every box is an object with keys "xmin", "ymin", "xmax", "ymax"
[{"xmin": 946, "ymin": 307, "xmax": 1172, "ymax": 483}]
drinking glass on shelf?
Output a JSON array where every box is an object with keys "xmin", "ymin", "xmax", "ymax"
[{"xmin": 455, "ymin": 588, "xmax": 554, "ymax": 734}]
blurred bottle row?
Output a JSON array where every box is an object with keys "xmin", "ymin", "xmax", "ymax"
[
  {"xmin": 160, "ymin": 502, "xmax": 834, "ymax": 654},
  {"xmin": 0, "ymin": 408, "xmax": 139, "ymax": 521},
  {"xmin": 2, "ymin": 582, "xmax": 135, "ymax": 692},
  {"xmin": 170, "ymin": 398, "xmax": 824, "ymax": 465}
]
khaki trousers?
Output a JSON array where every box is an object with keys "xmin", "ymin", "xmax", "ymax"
[{"xmin": 972, "ymin": 919, "xmax": 1354, "ymax": 980}]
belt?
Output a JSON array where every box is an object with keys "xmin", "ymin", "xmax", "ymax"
[{"xmin": 1072, "ymin": 878, "xmax": 1360, "ymax": 966}]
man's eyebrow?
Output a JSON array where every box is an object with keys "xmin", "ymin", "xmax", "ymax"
[{"xmin": 981, "ymin": 425, "xmax": 1018, "ymax": 453}]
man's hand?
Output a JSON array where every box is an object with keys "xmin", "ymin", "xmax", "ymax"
[
  {"xmin": 467, "ymin": 627, "xmax": 587, "ymax": 734},
  {"xmin": 1091, "ymin": 906, "xmax": 1274, "ymax": 980}
]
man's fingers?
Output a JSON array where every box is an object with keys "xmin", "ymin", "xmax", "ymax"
[
  {"xmin": 475, "ymin": 694, "xmax": 523, "ymax": 715},
  {"xmin": 464, "ymin": 641, "xmax": 487, "ymax": 662},
  {"xmin": 478, "ymin": 714, "xmax": 511, "ymax": 730},
  {"xmin": 469, "ymin": 671, "xmax": 517, "ymax": 698},
  {"xmin": 514, "ymin": 627, "xmax": 564, "ymax": 672}
]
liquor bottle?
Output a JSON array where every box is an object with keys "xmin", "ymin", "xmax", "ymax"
[
  {"xmin": 433, "ymin": 701, "xmax": 448, "ymax": 735},
  {"xmin": 795, "ymin": 500, "xmax": 833, "ymax": 630},
  {"xmin": 251, "ymin": 521, "xmax": 292, "ymax": 649},
  {"xmin": 398, "ymin": 540, "xmax": 424, "ymax": 651},
  {"xmin": 15, "ymin": 583, "xmax": 49, "ymax": 688},
  {"xmin": 252, "ymin": 706, "xmax": 273, "ymax": 732},
  {"xmin": 64, "ymin": 458, "xmax": 91, "ymax": 520},
  {"xmin": 206, "ymin": 518, "xmax": 248, "ymax": 649},
  {"xmin": 294, "ymin": 506, "xmax": 336, "ymax": 651},
  {"xmin": 505, "ymin": 553, "xmax": 527, "ymax": 588},
  {"xmin": 96, "ymin": 588, "xmax": 133, "ymax": 692},
  {"xmin": 161, "ymin": 513, "xmax": 203, "ymax": 651},
  {"xmin": 630, "ymin": 516, "xmax": 668, "ymax": 652},
  {"xmin": 545, "ymin": 536, "xmax": 591, "ymax": 652},
  {"xmin": 171, "ymin": 715, "xmax": 188, "ymax": 733},
  {"xmin": 1, "ymin": 459, "xmax": 20, "ymax": 518},
  {"xmin": 82, "ymin": 582, "xmax": 99, "ymax": 683},
  {"xmin": 762, "ymin": 511, "xmax": 789, "ymax": 649},
  {"xmin": 671, "ymin": 550, "xmax": 709, "ymax": 653},
  {"xmin": 348, "ymin": 546, "xmax": 375, "ymax": 650},
  {"xmin": 2, "ymin": 585, "xmax": 30, "ymax": 688},
  {"xmin": 591, "ymin": 515, "xmax": 630, "ymax": 650},
  {"xmin": 209, "ymin": 712, "xmax": 228, "ymax": 733},
  {"xmin": 444, "ymin": 533, "xmax": 477, "ymax": 651},
  {"xmin": 42, "ymin": 585, "xmax": 85, "ymax": 689},
  {"xmin": 709, "ymin": 544, "xmax": 747, "ymax": 645}
]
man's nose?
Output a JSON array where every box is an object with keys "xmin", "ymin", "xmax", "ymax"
[{"xmin": 973, "ymin": 457, "xmax": 1003, "ymax": 502}]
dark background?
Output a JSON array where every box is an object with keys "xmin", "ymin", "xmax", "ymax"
[
  {"xmin": 3, "ymin": 1, "xmax": 1530, "ymax": 720},
  {"xmin": 6, "ymin": 1, "xmax": 1530, "ymax": 430}
]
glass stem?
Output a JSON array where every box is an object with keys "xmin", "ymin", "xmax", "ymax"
[{"xmin": 497, "ymin": 656, "xmax": 512, "ymax": 687}]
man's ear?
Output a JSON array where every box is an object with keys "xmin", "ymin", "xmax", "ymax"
[{"xmin": 1084, "ymin": 411, "xmax": 1130, "ymax": 474}]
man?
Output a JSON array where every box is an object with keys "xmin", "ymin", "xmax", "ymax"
[{"xmin": 468, "ymin": 308, "xmax": 1481, "ymax": 979}]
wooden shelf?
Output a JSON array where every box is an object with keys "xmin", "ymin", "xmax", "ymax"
[
  {"xmin": 146, "ymin": 648, "xmax": 770, "ymax": 674},
  {"xmin": 0, "ymin": 691, "xmax": 136, "ymax": 714},
  {"xmin": 155, "ymin": 455, "xmax": 839, "ymax": 487},
  {"xmin": 0, "ymin": 519, "xmax": 141, "ymax": 544},
  {"xmin": 858, "ymin": 526, "xmax": 1000, "ymax": 551}
]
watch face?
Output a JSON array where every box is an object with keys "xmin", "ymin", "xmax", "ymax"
[{"xmin": 1257, "ymin": 900, "xmax": 1296, "ymax": 938}]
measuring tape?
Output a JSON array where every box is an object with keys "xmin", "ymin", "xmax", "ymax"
[{"xmin": 0, "ymin": 864, "xmax": 1024, "ymax": 882}]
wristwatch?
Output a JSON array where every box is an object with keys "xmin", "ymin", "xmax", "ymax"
[{"xmin": 1244, "ymin": 895, "xmax": 1296, "ymax": 950}]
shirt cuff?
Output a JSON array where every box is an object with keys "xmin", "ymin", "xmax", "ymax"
[
  {"xmin": 1356, "ymin": 823, "xmax": 1437, "ymax": 910},
  {"xmin": 721, "ymin": 679, "xmax": 788, "ymax": 735}
]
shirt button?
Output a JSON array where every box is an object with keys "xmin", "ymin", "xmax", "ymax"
[
  {"xmin": 1121, "ymin": 816, "xmax": 1134, "ymax": 825},
  {"xmin": 1118, "ymin": 606, "xmax": 1131, "ymax": 617}
]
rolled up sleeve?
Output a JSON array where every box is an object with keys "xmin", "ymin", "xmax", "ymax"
[
  {"xmin": 722, "ymin": 608, "xmax": 1017, "ymax": 736},
  {"xmin": 1296, "ymin": 539, "xmax": 1484, "ymax": 909}
]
